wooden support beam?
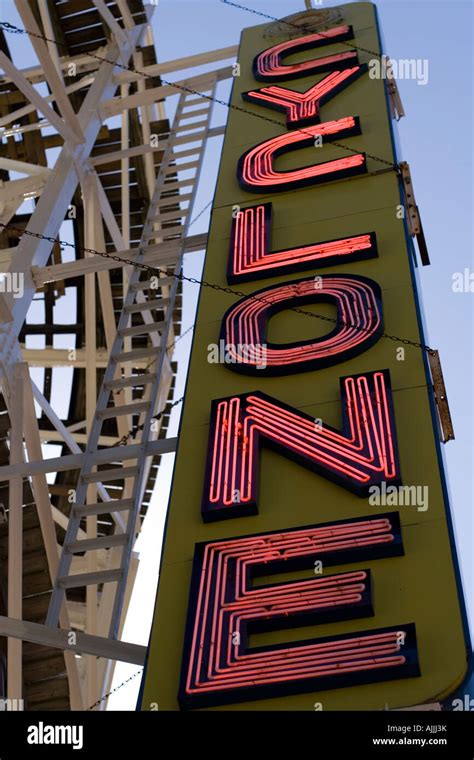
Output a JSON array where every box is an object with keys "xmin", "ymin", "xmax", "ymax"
[
  {"xmin": 133, "ymin": 49, "xmax": 158, "ymax": 195},
  {"xmin": 0, "ymin": 438, "xmax": 177, "ymax": 480},
  {"xmin": 96, "ymin": 550, "xmax": 139, "ymax": 708},
  {"xmin": 19, "ymin": 364, "xmax": 84, "ymax": 710},
  {"xmin": 37, "ymin": 0, "xmax": 64, "ymax": 77},
  {"xmin": 92, "ymin": 0, "xmax": 128, "ymax": 46},
  {"xmin": 31, "ymin": 233, "xmax": 208, "ymax": 285},
  {"xmin": 89, "ymin": 143, "xmax": 153, "ymax": 166},
  {"xmin": 21, "ymin": 347, "xmax": 115, "ymax": 368},
  {"xmin": 0, "ymin": 615, "xmax": 146, "ymax": 665},
  {"xmin": 0, "ymin": 175, "xmax": 49, "ymax": 203},
  {"xmin": 81, "ymin": 169, "xmax": 105, "ymax": 705},
  {"xmin": 0, "ymin": 27, "xmax": 143, "ymax": 368},
  {"xmin": 94, "ymin": 176, "xmax": 166, "ymax": 352},
  {"xmin": 31, "ymin": 382, "xmax": 122, "ymax": 526},
  {"xmin": 115, "ymin": 0, "xmax": 135, "ymax": 30},
  {"xmin": 115, "ymin": 45, "xmax": 239, "ymax": 82},
  {"xmin": 52, "ymin": 506, "xmax": 87, "ymax": 542},
  {"xmin": 119, "ymin": 80, "xmax": 133, "ymax": 423},
  {"xmin": 39, "ymin": 429, "xmax": 124, "ymax": 447},
  {"xmin": 0, "ymin": 295, "xmax": 13, "ymax": 324},
  {"xmin": 0, "ymin": 45, "xmax": 236, "ymax": 87},
  {"xmin": 16, "ymin": 0, "xmax": 85, "ymax": 143},
  {"xmin": 86, "ymin": 172, "xmax": 134, "ymax": 441},
  {"xmin": 0, "ymin": 74, "xmax": 95, "ymax": 129},
  {"xmin": 0, "ymin": 157, "xmax": 51, "ymax": 177},
  {"xmin": 100, "ymin": 67, "xmax": 233, "ymax": 118},
  {"xmin": 7, "ymin": 363, "xmax": 24, "ymax": 701},
  {"xmin": 0, "ymin": 52, "xmax": 82, "ymax": 147}
]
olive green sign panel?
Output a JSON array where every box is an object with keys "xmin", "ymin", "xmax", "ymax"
[{"xmin": 140, "ymin": 2, "xmax": 470, "ymax": 710}]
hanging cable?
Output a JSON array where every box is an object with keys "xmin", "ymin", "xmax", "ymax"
[
  {"xmin": 87, "ymin": 669, "xmax": 142, "ymax": 710},
  {"xmin": 0, "ymin": 20, "xmax": 398, "ymax": 171},
  {"xmin": 220, "ymin": 0, "xmax": 383, "ymax": 58},
  {"xmin": 0, "ymin": 220, "xmax": 433, "ymax": 353}
]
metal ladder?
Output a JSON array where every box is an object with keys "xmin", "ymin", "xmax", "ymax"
[{"xmin": 46, "ymin": 79, "xmax": 216, "ymax": 639}]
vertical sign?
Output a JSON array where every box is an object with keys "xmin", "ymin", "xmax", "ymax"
[{"xmin": 141, "ymin": 2, "xmax": 470, "ymax": 710}]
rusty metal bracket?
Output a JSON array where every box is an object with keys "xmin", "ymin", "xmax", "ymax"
[
  {"xmin": 399, "ymin": 161, "xmax": 430, "ymax": 266},
  {"xmin": 428, "ymin": 350, "xmax": 455, "ymax": 443},
  {"xmin": 386, "ymin": 71, "xmax": 405, "ymax": 121}
]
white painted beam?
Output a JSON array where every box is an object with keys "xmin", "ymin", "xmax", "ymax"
[
  {"xmin": 16, "ymin": 0, "xmax": 85, "ymax": 143},
  {"xmin": 0, "ymin": 27, "xmax": 144, "ymax": 368},
  {"xmin": 0, "ymin": 615, "xmax": 146, "ymax": 665},
  {"xmin": 0, "ymin": 295, "xmax": 13, "ymax": 323},
  {"xmin": 31, "ymin": 382, "xmax": 120, "ymax": 522},
  {"xmin": 115, "ymin": 45, "xmax": 239, "ymax": 82},
  {"xmin": 92, "ymin": 0, "xmax": 128, "ymax": 46},
  {"xmin": 19, "ymin": 364, "xmax": 84, "ymax": 710},
  {"xmin": 31, "ymin": 233, "xmax": 207, "ymax": 285},
  {"xmin": 115, "ymin": 0, "xmax": 135, "ymax": 30},
  {"xmin": 0, "ymin": 74, "xmax": 95, "ymax": 129},
  {"xmin": 0, "ymin": 52, "xmax": 83, "ymax": 147},
  {"xmin": 37, "ymin": 0, "xmax": 64, "ymax": 77},
  {"xmin": 89, "ymin": 143, "xmax": 154, "ymax": 166},
  {"xmin": 0, "ymin": 157, "xmax": 52, "ymax": 177},
  {"xmin": 100, "ymin": 66, "xmax": 233, "ymax": 118},
  {"xmin": 7, "ymin": 363, "xmax": 24, "ymax": 701},
  {"xmin": 0, "ymin": 175, "xmax": 49, "ymax": 203},
  {"xmin": 21, "ymin": 347, "xmax": 147, "ymax": 368},
  {"xmin": 39, "ymin": 429, "xmax": 123, "ymax": 447},
  {"xmin": 0, "ymin": 438, "xmax": 178, "ymax": 480},
  {"xmin": 0, "ymin": 46, "xmax": 236, "ymax": 87}
]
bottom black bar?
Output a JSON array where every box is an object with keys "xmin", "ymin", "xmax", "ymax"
[{"xmin": 0, "ymin": 710, "xmax": 473, "ymax": 758}]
